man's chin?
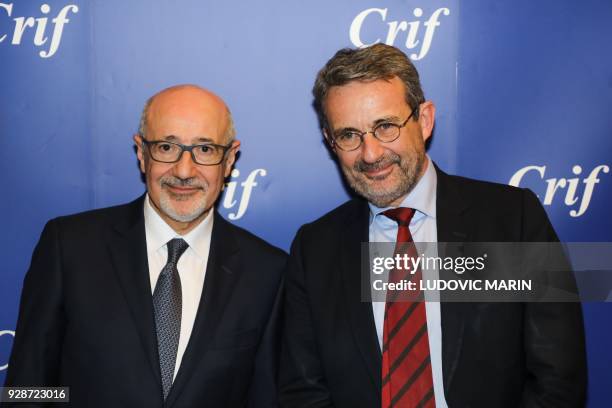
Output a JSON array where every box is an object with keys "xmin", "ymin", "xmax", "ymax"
[
  {"xmin": 363, "ymin": 193, "xmax": 404, "ymax": 208},
  {"xmin": 165, "ymin": 207, "xmax": 207, "ymax": 223},
  {"xmin": 159, "ymin": 196, "xmax": 209, "ymax": 224},
  {"xmin": 348, "ymin": 178, "xmax": 408, "ymax": 207},
  {"xmin": 352, "ymin": 185, "xmax": 404, "ymax": 207}
]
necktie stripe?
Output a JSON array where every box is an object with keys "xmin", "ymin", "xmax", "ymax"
[
  {"xmin": 392, "ymin": 342, "xmax": 433, "ymax": 407},
  {"xmin": 386, "ymin": 308, "xmax": 427, "ymax": 363},
  {"xmin": 414, "ymin": 387, "xmax": 435, "ymax": 408},
  {"xmin": 383, "ymin": 308, "xmax": 427, "ymax": 367},
  {"xmin": 390, "ymin": 356, "xmax": 431, "ymax": 407},
  {"xmin": 382, "ymin": 323, "xmax": 427, "ymax": 385},
  {"xmin": 382, "ymin": 302, "xmax": 422, "ymax": 352},
  {"xmin": 392, "ymin": 359, "xmax": 435, "ymax": 408}
]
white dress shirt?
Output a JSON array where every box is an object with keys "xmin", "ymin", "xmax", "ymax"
[
  {"xmin": 369, "ymin": 156, "xmax": 448, "ymax": 407},
  {"xmin": 143, "ymin": 195, "xmax": 213, "ymax": 380}
]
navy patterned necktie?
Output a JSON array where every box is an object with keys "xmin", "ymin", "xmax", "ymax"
[{"xmin": 153, "ymin": 238, "xmax": 188, "ymax": 400}]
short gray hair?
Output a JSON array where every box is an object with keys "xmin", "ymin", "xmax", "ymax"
[{"xmin": 313, "ymin": 44, "xmax": 425, "ymax": 129}]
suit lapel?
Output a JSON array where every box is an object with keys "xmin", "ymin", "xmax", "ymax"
[
  {"xmin": 166, "ymin": 212, "xmax": 239, "ymax": 406},
  {"xmin": 435, "ymin": 165, "xmax": 472, "ymax": 396},
  {"xmin": 341, "ymin": 199, "xmax": 382, "ymax": 393},
  {"xmin": 107, "ymin": 196, "xmax": 162, "ymax": 389}
]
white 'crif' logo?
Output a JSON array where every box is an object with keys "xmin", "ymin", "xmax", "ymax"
[
  {"xmin": 222, "ymin": 168, "xmax": 267, "ymax": 221},
  {"xmin": 0, "ymin": 330, "xmax": 15, "ymax": 371},
  {"xmin": 509, "ymin": 165, "xmax": 610, "ymax": 217},
  {"xmin": 349, "ymin": 6, "xmax": 450, "ymax": 60},
  {"xmin": 0, "ymin": 2, "xmax": 79, "ymax": 58}
]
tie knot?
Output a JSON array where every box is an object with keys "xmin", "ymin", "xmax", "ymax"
[
  {"xmin": 383, "ymin": 207, "xmax": 415, "ymax": 226},
  {"xmin": 166, "ymin": 238, "xmax": 189, "ymax": 266}
]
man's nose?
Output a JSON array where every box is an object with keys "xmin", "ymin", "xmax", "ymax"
[
  {"xmin": 360, "ymin": 133, "xmax": 386, "ymax": 163},
  {"xmin": 172, "ymin": 151, "xmax": 197, "ymax": 178}
]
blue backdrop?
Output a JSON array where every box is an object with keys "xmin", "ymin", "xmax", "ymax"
[{"xmin": 1, "ymin": 0, "xmax": 610, "ymax": 403}]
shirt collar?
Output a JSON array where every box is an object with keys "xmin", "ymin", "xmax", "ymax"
[
  {"xmin": 368, "ymin": 155, "xmax": 437, "ymax": 223},
  {"xmin": 143, "ymin": 193, "xmax": 214, "ymax": 259}
]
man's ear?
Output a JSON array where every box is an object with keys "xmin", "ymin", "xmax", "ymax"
[
  {"xmin": 223, "ymin": 140, "xmax": 241, "ymax": 178},
  {"xmin": 417, "ymin": 101, "xmax": 436, "ymax": 142},
  {"xmin": 323, "ymin": 128, "xmax": 336, "ymax": 152},
  {"xmin": 133, "ymin": 134, "xmax": 146, "ymax": 174}
]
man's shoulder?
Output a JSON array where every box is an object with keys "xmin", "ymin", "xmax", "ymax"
[
  {"xmin": 441, "ymin": 171, "xmax": 525, "ymax": 198},
  {"xmin": 295, "ymin": 198, "xmax": 366, "ymax": 238},
  {"xmin": 438, "ymin": 169, "xmax": 541, "ymax": 213},
  {"xmin": 438, "ymin": 168, "xmax": 558, "ymax": 241},
  {"xmin": 47, "ymin": 196, "xmax": 143, "ymax": 232},
  {"xmin": 216, "ymin": 214, "xmax": 287, "ymax": 262},
  {"xmin": 315, "ymin": 197, "xmax": 364, "ymax": 222}
]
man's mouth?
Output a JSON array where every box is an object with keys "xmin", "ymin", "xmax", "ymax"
[
  {"xmin": 355, "ymin": 153, "xmax": 401, "ymax": 181},
  {"xmin": 164, "ymin": 184, "xmax": 202, "ymax": 194},
  {"xmin": 362, "ymin": 162, "xmax": 394, "ymax": 180}
]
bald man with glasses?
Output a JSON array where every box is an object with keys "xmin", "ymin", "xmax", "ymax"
[{"xmin": 6, "ymin": 85, "xmax": 285, "ymax": 408}]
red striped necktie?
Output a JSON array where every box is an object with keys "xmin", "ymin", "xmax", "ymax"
[{"xmin": 381, "ymin": 208, "xmax": 435, "ymax": 408}]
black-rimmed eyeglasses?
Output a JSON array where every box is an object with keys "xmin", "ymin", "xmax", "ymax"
[
  {"xmin": 329, "ymin": 109, "xmax": 418, "ymax": 151},
  {"xmin": 142, "ymin": 140, "xmax": 232, "ymax": 165}
]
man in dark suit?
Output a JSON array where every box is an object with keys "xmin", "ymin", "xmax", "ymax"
[
  {"xmin": 279, "ymin": 44, "xmax": 586, "ymax": 407},
  {"xmin": 5, "ymin": 85, "xmax": 286, "ymax": 407}
]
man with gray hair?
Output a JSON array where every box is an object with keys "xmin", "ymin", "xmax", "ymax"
[
  {"xmin": 6, "ymin": 85, "xmax": 285, "ymax": 407},
  {"xmin": 280, "ymin": 44, "xmax": 586, "ymax": 407}
]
